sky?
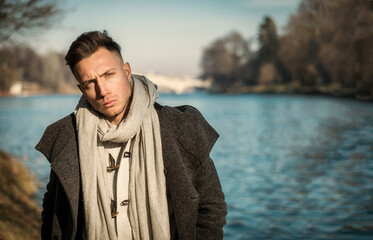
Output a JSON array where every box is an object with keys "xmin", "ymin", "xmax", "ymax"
[{"xmin": 23, "ymin": 0, "xmax": 301, "ymax": 77}]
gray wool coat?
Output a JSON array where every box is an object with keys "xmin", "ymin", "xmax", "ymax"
[{"xmin": 36, "ymin": 103, "xmax": 227, "ymax": 240}]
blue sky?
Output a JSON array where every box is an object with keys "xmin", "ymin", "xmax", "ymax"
[{"xmin": 25, "ymin": 0, "xmax": 301, "ymax": 77}]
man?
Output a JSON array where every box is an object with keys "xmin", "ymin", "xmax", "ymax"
[{"xmin": 36, "ymin": 30, "xmax": 227, "ymax": 240}]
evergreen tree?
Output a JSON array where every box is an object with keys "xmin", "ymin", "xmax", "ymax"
[{"xmin": 258, "ymin": 16, "xmax": 279, "ymax": 63}]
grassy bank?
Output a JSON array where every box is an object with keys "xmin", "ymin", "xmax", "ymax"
[{"xmin": 0, "ymin": 150, "xmax": 41, "ymax": 240}]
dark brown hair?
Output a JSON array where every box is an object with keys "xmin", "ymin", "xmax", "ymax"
[{"xmin": 65, "ymin": 30, "xmax": 123, "ymax": 72}]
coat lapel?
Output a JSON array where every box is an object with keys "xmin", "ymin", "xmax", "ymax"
[{"xmin": 49, "ymin": 117, "xmax": 80, "ymax": 239}]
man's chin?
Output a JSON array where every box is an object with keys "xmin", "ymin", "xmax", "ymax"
[
  {"xmin": 95, "ymin": 108, "xmax": 114, "ymax": 118},
  {"xmin": 103, "ymin": 110, "xmax": 122, "ymax": 121},
  {"xmin": 102, "ymin": 112, "xmax": 116, "ymax": 119}
]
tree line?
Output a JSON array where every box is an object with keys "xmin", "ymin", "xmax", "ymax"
[
  {"xmin": 200, "ymin": 0, "xmax": 373, "ymax": 99},
  {"xmin": 0, "ymin": 0, "xmax": 74, "ymax": 94},
  {"xmin": 0, "ymin": 45, "xmax": 76, "ymax": 94}
]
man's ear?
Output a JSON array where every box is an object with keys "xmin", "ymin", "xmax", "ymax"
[{"xmin": 123, "ymin": 62, "xmax": 132, "ymax": 80}]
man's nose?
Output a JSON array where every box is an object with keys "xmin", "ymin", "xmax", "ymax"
[{"xmin": 96, "ymin": 79, "xmax": 109, "ymax": 97}]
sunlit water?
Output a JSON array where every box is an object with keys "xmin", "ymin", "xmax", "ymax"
[{"xmin": 0, "ymin": 93, "xmax": 372, "ymax": 239}]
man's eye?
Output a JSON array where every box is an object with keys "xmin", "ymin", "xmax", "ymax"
[
  {"xmin": 84, "ymin": 81, "xmax": 94, "ymax": 89},
  {"xmin": 106, "ymin": 72, "xmax": 114, "ymax": 77}
]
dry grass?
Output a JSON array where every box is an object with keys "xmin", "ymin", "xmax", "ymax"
[{"xmin": 0, "ymin": 150, "xmax": 41, "ymax": 240}]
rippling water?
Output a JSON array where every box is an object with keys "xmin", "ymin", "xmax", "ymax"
[{"xmin": 0, "ymin": 93, "xmax": 372, "ymax": 239}]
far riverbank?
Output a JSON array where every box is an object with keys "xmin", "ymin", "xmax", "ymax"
[{"xmin": 217, "ymin": 83, "xmax": 373, "ymax": 102}]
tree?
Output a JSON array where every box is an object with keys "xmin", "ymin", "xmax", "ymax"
[
  {"xmin": 200, "ymin": 31, "xmax": 250, "ymax": 90},
  {"xmin": 316, "ymin": 0, "xmax": 373, "ymax": 92},
  {"xmin": 0, "ymin": 45, "xmax": 21, "ymax": 91},
  {"xmin": 0, "ymin": 44, "xmax": 76, "ymax": 93},
  {"xmin": 0, "ymin": 62, "xmax": 21, "ymax": 91},
  {"xmin": 258, "ymin": 16, "xmax": 279, "ymax": 63},
  {"xmin": 280, "ymin": 0, "xmax": 373, "ymax": 93},
  {"xmin": 256, "ymin": 16, "xmax": 289, "ymax": 84},
  {"xmin": 200, "ymin": 39, "xmax": 234, "ymax": 78},
  {"xmin": 16, "ymin": 45, "xmax": 43, "ymax": 83},
  {"xmin": 0, "ymin": 0, "xmax": 61, "ymax": 42},
  {"xmin": 41, "ymin": 51, "xmax": 75, "ymax": 92}
]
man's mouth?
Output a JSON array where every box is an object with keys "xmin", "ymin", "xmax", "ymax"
[{"xmin": 103, "ymin": 99, "xmax": 115, "ymax": 108}]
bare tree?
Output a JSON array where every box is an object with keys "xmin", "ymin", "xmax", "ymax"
[
  {"xmin": 200, "ymin": 31, "xmax": 250, "ymax": 90},
  {"xmin": 201, "ymin": 39, "xmax": 233, "ymax": 78},
  {"xmin": 280, "ymin": 0, "xmax": 373, "ymax": 92},
  {"xmin": 0, "ymin": 0, "xmax": 61, "ymax": 42},
  {"xmin": 41, "ymin": 51, "xmax": 75, "ymax": 92}
]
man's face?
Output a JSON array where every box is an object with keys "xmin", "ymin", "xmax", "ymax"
[{"xmin": 74, "ymin": 47, "xmax": 132, "ymax": 125}]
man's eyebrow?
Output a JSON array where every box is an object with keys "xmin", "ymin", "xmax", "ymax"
[
  {"xmin": 81, "ymin": 78, "xmax": 94, "ymax": 84},
  {"xmin": 99, "ymin": 68, "xmax": 116, "ymax": 78},
  {"xmin": 81, "ymin": 68, "xmax": 116, "ymax": 83}
]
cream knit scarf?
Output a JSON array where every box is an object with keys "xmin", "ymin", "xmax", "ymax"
[{"xmin": 75, "ymin": 75, "xmax": 170, "ymax": 240}]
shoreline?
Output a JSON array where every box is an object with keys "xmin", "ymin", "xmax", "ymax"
[
  {"xmin": 213, "ymin": 84, "xmax": 373, "ymax": 102},
  {"xmin": 0, "ymin": 149, "xmax": 41, "ymax": 240},
  {"xmin": 1, "ymin": 84, "xmax": 372, "ymax": 103}
]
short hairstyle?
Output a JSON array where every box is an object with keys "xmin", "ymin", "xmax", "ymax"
[{"xmin": 65, "ymin": 30, "xmax": 123, "ymax": 72}]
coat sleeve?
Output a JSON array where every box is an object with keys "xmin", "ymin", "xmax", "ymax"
[
  {"xmin": 41, "ymin": 170, "xmax": 57, "ymax": 240},
  {"xmin": 173, "ymin": 106, "xmax": 227, "ymax": 239},
  {"xmin": 194, "ymin": 156, "xmax": 227, "ymax": 239}
]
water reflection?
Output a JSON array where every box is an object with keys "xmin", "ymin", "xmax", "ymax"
[
  {"xmin": 203, "ymin": 95, "xmax": 373, "ymax": 239},
  {"xmin": 0, "ymin": 94, "xmax": 372, "ymax": 239}
]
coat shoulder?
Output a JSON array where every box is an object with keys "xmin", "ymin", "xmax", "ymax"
[
  {"xmin": 156, "ymin": 103, "xmax": 219, "ymax": 161},
  {"xmin": 35, "ymin": 113, "xmax": 76, "ymax": 163}
]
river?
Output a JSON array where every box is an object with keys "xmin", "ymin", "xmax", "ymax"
[{"xmin": 0, "ymin": 93, "xmax": 372, "ymax": 239}]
